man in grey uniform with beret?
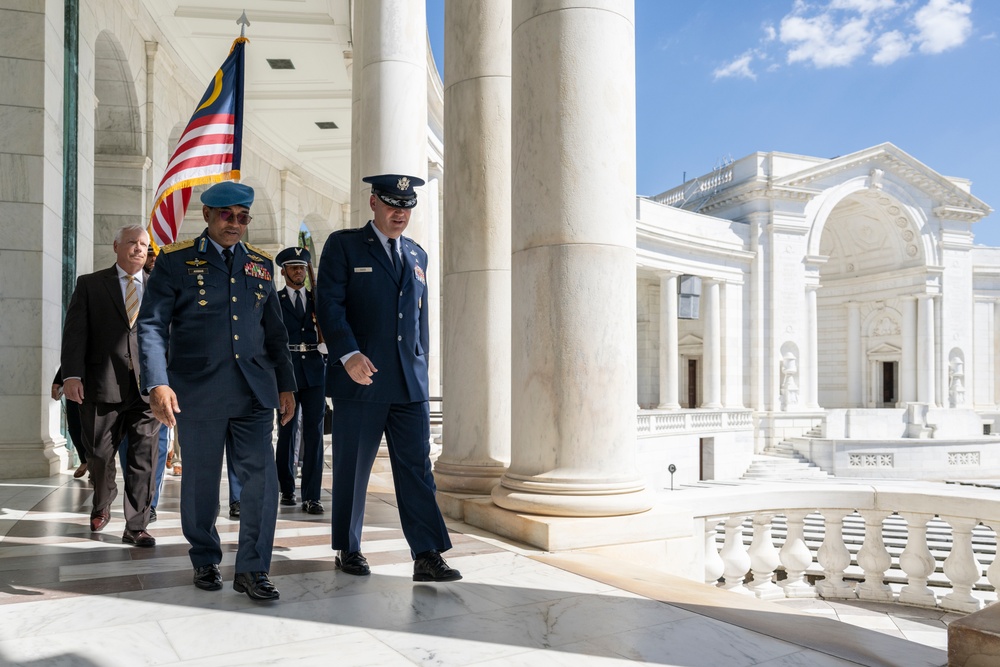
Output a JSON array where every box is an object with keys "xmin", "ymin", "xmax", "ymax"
[{"xmin": 138, "ymin": 181, "xmax": 296, "ymax": 601}]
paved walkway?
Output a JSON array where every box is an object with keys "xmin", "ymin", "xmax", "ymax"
[{"xmin": 0, "ymin": 467, "xmax": 951, "ymax": 666}]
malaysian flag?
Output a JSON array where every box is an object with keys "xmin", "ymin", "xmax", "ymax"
[{"xmin": 147, "ymin": 37, "xmax": 247, "ymax": 249}]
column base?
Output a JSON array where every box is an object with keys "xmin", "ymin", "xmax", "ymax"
[
  {"xmin": 434, "ymin": 460, "xmax": 506, "ymax": 494},
  {"xmin": 492, "ymin": 475, "xmax": 654, "ymax": 517},
  {"xmin": 458, "ymin": 496, "xmax": 691, "ymax": 551},
  {"xmin": 0, "ymin": 442, "xmax": 66, "ymax": 479}
]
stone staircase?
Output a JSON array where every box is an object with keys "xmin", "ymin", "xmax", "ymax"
[{"xmin": 742, "ymin": 427, "xmax": 830, "ymax": 480}]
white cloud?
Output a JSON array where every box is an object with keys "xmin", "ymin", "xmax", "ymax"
[
  {"xmin": 830, "ymin": 0, "xmax": 899, "ymax": 14},
  {"xmin": 713, "ymin": 53, "xmax": 757, "ymax": 80},
  {"xmin": 872, "ymin": 29, "xmax": 912, "ymax": 63},
  {"xmin": 913, "ymin": 0, "xmax": 972, "ymax": 54},
  {"xmin": 763, "ymin": 23, "xmax": 777, "ymax": 42},
  {"xmin": 781, "ymin": 14, "xmax": 873, "ymax": 67}
]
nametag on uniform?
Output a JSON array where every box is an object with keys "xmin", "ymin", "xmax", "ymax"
[
  {"xmin": 187, "ymin": 268, "xmax": 207, "ymax": 275},
  {"xmin": 354, "ymin": 267, "xmax": 373, "ymax": 273}
]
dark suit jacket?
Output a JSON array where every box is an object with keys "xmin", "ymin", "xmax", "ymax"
[
  {"xmin": 278, "ymin": 287, "xmax": 326, "ymax": 389},
  {"xmin": 316, "ymin": 221, "xmax": 429, "ymax": 404},
  {"xmin": 137, "ymin": 229, "xmax": 296, "ymax": 420},
  {"xmin": 61, "ymin": 265, "xmax": 144, "ymax": 404}
]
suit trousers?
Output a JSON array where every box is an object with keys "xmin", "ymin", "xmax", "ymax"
[
  {"xmin": 78, "ymin": 381, "xmax": 159, "ymax": 530},
  {"xmin": 330, "ymin": 399, "xmax": 451, "ymax": 556},
  {"xmin": 176, "ymin": 400, "xmax": 279, "ymax": 573},
  {"xmin": 276, "ymin": 384, "xmax": 326, "ymax": 501}
]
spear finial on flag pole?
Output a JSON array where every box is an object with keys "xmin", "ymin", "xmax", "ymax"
[{"xmin": 238, "ymin": 10, "xmax": 250, "ymax": 38}]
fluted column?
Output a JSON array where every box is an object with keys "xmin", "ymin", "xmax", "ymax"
[
  {"xmin": 702, "ymin": 278, "xmax": 722, "ymax": 409},
  {"xmin": 658, "ymin": 272, "xmax": 680, "ymax": 409},
  {"xmin": 917, "ymin": 294, "xmax": 936, "ymax": 406},
  {"xmin": 805, "ymin": 286, "xmax": 819, "ymax": 408},
  {"xmin": 495, "ymin": 0, "xmax": 651, "ymax": 517},
  {"xmin": 349, "ymin": 1, "xmax": 364, "ymax": 228},
  {"xmin": 901, "ymin": 296, "xmax": 917, "ymax": 404},
  {"xmin": 846, "ymin": 302, "xmax": 862, "ymax": 407},
  {"xmin": 436, "ymin": 0, "xmax": 512, "ymax": 493},
  {"xmin": 357, "ymin": 0, "xmax": 428, "ymax": 241}
]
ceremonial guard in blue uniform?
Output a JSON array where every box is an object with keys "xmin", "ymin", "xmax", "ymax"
[
  {"xmin": 274, "ymin": 246, "xmax": 327, "ymax": 514},
  {"xmin": 138, "ymin": 181, "xmax": 296, "ymax": 601},
  {"xmin": 316, "ymin": 173, "xmax": 460, "ymax": 582}
]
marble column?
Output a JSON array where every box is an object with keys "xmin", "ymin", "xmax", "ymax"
[
  {"xmin": 702, "ymin": 278, "xmax": 722, "ymax": 408},
  {"xmin": 805, "ymin": 286, "xmax": 819, "ymax": 408},
  {"xmin": 435, "ymin": 0, "xmax": 512, "ymax": 493},
  {"xmin": 917, "ymin": 294, "xmax": 936, "ymax": 406},
  {"xmin": 0, "ymin": 4, "xmax": 67, "ymax": 477},
  {"xmin": 658, "ymin": 272, "xmax": 680, "ymax": 409},
  {"xmin": 846, "ymin": 301, "xmax": 862, "ymax": 407},
  {"xmin": 901, "ymin": 296, "xmax": 917, "ymax": 403},
  {"xmin": 356, "ymin": 0, "xmax": 428, "ymax": 243},
  {"xmin": 349, "ymin": 0, "xmax": 364, "ymax": 228},
  {"xmin": 495, "ymin": 0, "xmax": 651, "ymax": 517}
]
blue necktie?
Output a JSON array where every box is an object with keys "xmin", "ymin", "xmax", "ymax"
[
  {"xmin": 294, "ymin": 290, "xmax": 305, "ymax": 318},
  {"xmin": 388, "ymin": 238, "xmax": 402, "ymax": 280}
]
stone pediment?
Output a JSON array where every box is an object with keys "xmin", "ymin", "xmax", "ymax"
[
  {"xmin": 773, "ymin": 143, "xmax": 991, "ymax": 220},
  {"xmin": 868, "ymin": 342, "xmax": 901, "ymax": 356},
  {"xmin": 678, "ymin": 333, "xmax": 703, "ymax": 347}
]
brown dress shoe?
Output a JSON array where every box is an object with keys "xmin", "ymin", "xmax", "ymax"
[
  {"xmin": 122, "ymin": 529, "xmax": 156, "ymax": 547},
  {"xmin": 73, "ymin": 462, "xmax": 88, "ymax": 478},
  {"xmin": 90, "ymin": 509, "xmax": 110, "ymax": 532}
]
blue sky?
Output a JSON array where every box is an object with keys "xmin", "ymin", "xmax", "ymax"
[{"xmin": 427, "ymin": 0, "xmax": 1000, "ymax": 246}]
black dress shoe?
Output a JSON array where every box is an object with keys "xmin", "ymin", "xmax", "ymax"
[
  {"xmin": 280, "ymin": 492, "xmax": 296, "ymax": 506},
  {"xmin": 122, "ymin": 529, "xmax": 156, "ymax": 547},
  {"xmin": 148, "ymin": 507, "xmax": 157, "ymax": 523},
  {"xmin": 302, "ymin": 500, "xmax": 325, "ymax": 514},
  {"xmin": 413, "ymin": 550, "xmax": 462, "ymax": 582},
  {"xmin": 90, "ymin": 509, "xmax": 110, "ymax": 532},
  {"xmin": 233, "ymin": 571, "xmax": 279, "ymax": 601},
  {"xmin": 193, "ymin": 564, "xmax": 222, "ymax": 591},
  {"xmin": 229, "ymin": 501, "xmax": 240, "ymax": 518},
  {"xmin": 335, "ymin": 550, "xmax": 370, "ymax": 576}
]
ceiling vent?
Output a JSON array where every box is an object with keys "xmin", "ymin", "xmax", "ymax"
[
  {"xmin": 266, "ymin": 59, "xmax": 295, "ymax": 70},
  {"xmin": 315, "ymin": 122, "xmax": 339, "ymax": 130}
]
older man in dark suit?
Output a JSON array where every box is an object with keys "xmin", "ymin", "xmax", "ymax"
[
  {"xmin": 316, "ymin": 173, "xmax": 460, "ymax": 583},
  {"xmin": 138, "ymin": 181, "xmax": 296, "ymax": 601},
  {"xmin": 61, "ymin": 224, "xmax": 160, "ymax": 546}
]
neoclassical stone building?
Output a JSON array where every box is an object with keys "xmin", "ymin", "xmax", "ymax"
[{"xmin": 2, "ymin": 0, "xmax": 998, "ymax": 557}]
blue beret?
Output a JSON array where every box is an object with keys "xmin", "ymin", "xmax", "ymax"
[
  {"xmin": 276, "ymin": 246, "xmax": 311, "ymax": 267},
  {"xmin": 363, "ymin": 174, "xmax": 425, "ymax": 209},
  {"xmin": 201, "ymin": 181, "xmax": 254, "ymax": 208}
]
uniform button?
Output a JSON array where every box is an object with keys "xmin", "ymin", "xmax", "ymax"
[
  {"xmin": 399, "ymin": 291, "xmax": 403, "ymax": 297},
  {"xmin": 235, "ymin": 354, "xmax": 240, "ymax": 359},
  {"xmin": 234, "ymin": 335, "xmax": 239, "ymax": 341},
  {"xmin": 258, "ymin": 283, "xmax": 263, "ymax": 288},
  {"xmin": 232, "ymin": 296, "xmax": 237, "ymax": 302},
  {"xmin": 231, "ymin": 278, "xmax": 236, "ymax": 284},
  {"xmin": 397, "ymin": 335, "xmax": 402, "ymax": 341},
  {"xmin": 199, "ymin": 289, "xmax": 206, "ymax": 295},
  {"xmin": 301, "ymin": 355, "xmax": 306, "ymax": 359},
  {"xmin": 398, "ymin": 313, "xmax": 403, "ymax": 319},
  {"xmin": 233, "ymin": 315, "xmax": 238, "ymax": 321}
]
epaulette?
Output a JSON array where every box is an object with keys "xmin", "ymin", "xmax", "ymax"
[
  {"xmin": 244, "ymin": 243, "xmax": 273, "ymax": 261},
  {"xmin": 333, "ymin": 227, "xmax": 364, "ymax": 236},
  {"xmin": 403, "ymin": 236, "xmax": 424, "ymax": 251},
  {"xmin": 161, "ymin": 239, "xmax": 195, "ymax": 254}
]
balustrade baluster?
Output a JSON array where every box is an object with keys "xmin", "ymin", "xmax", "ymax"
[
  {"xmin": 942, "ymin": 517, "xmax": 984, "ymax": 612},
  {"xmin": 704, "ymin": 517, "xmax": 725, "ymax": 585},
  {"xmin": 897, "ymin": 512, "xmax": 937, "ymax": 607},
  {"xmin": 984, "ymin": 521, "xmax": 1000, "ymax": 602},
  {"xmin": 779, "ymin": 510, "xmax": 816, "ymax": 598},
  {"xmin": 856, "ymin": 510, "xmax": 893, "ymax": 601},
  {"xmin": 720, "ymin": 515, "xmax": 753, "ymax": 595},
  {"xmin": 747, "ymin": 513, "xmax": 784, "ymax": 600},
  {"xmin": 816, "ymin": 510, "xmax": 855, "ymax": 599}
]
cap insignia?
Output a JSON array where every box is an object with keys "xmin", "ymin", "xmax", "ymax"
[{"xmin": 397, "ymin": 176, "xmax": 411, "ymax": 191}]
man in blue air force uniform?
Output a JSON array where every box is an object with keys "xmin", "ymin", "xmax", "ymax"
[
  {"xmin": 274, "ymin": 246, "xmax": 327, "ymax": 514},
  {"xmin": 316, "ymin": 173, "xmax": 461, "ymax": 582},
  {"xmin": 137, "ymin": 181, "xmax": 296, "ymax": 601}
]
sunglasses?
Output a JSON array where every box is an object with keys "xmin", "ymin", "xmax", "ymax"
[{"xmin": 216, "ymin": 208, "xmax": 253, "ymax": 225}]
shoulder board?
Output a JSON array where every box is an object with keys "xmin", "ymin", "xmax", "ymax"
[
  {"xmin": 244, "ymin": 243, "xmax": 273, "ymax": 261},
  {"xmin": 403, "ymin": 236, "xmax": 424, "ymax": 251},
  {"xmin": 161, "ymin": 239, "xmax": 195, "ymax": 254},
  {"xmin": 332, "ymin": 227, "xmax": 363, "ymax": 236}
]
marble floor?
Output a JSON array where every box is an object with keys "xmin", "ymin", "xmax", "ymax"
[{"xmin": 0, "ymin": 466, "xmax": 952, "ymax": 667}]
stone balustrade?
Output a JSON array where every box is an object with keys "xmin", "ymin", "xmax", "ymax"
[
  {"xmin": 637, "ymin": 408, "xmax": 753, "ymax": 436},
  {"xmin": 682, "ymin": 480, "xmax": 1000, "ymax": 613}
]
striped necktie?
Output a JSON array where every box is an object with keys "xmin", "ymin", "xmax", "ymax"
[{"xmin": 125, "ymin": 275, "xmax": 138, "ymax": 329}]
